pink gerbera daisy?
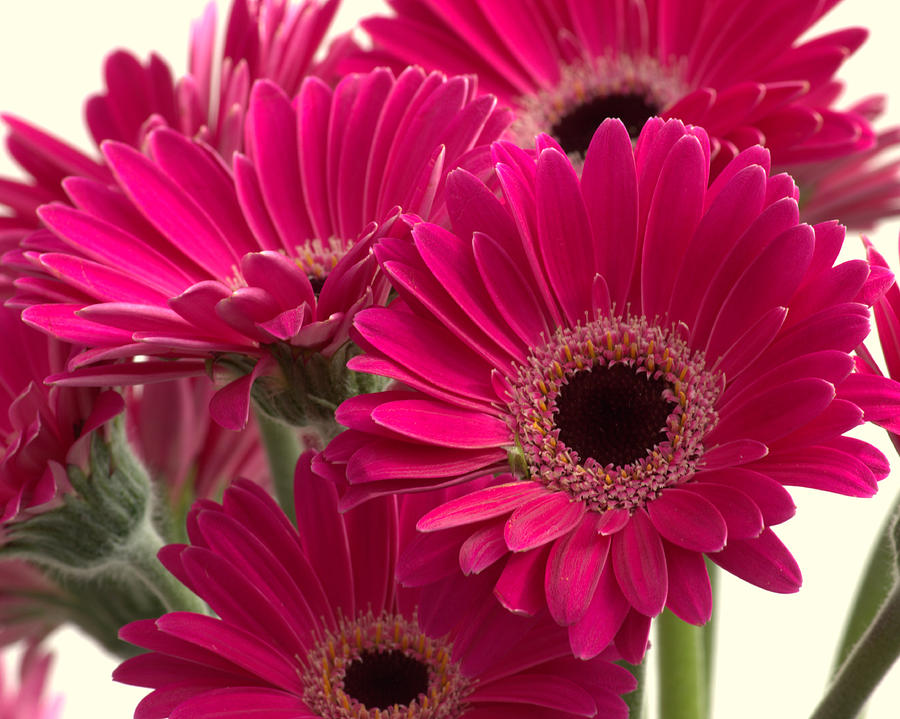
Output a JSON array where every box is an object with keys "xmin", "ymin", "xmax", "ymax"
[
  {"xmin": 347, "ymin": 0, "xmax": 900, "ymax": 228},
  {"xmin": 0, "ymin": 0, "xmax": 341, "ymax": 287},
  {"xmin": 320, "ymin": 118, "xmax": 897, "ymax": 660},
  {"xmin": 16, "ymin": 67, "xmax": 508, "ymax": 430},
  {"xmin": 0, "ymin": 644, "xmax": 62, "ymax": 719},
  {"xmin": 114, "ymin": 453, "xmax": 636, "ymax": 719}
]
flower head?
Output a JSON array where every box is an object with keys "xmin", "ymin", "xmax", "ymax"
[
  {"xmin": 114, "ymin": 453, "xmax": 635, "ymax": 718},
  {"xmin": 347, "ymin": 0, "xmax": 900, "ymax": 227},
  {"xmin": 321, "ymin": 118, "xmax": 896, "ymax": 660},
  {"xmin": 18, "ymin": 67, "xmax": 509, "ymax": 430}
]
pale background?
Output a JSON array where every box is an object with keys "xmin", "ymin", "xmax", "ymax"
[{"xmin": 1, "ymin": 1, "xmax": 900, "ymax": 717}]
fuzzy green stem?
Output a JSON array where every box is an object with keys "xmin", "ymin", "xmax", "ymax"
[
  {"xmin": 254, "ymin": 409, "xmax": 301, "ymax": 523},
  {"xmin": 122, "ymin": 523, "xmax": 206, "ymax": 614},
  {"xmin": 832, "ymin": 492, "xmax": 900, "ymax": 675},
  {"xmin": 809, "ymin": 579, "xmax": 900, "ymax": 719},
  {"xmin": 621, "ymin": 659, "xmax": 646, "ymax": 719},
  {"xmin": 657, "ymin": 609, "xmax": 708, "ymax": 719}
]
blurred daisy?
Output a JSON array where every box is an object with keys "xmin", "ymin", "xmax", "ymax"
[
  {"xmin": 114, "ymin": 453, "xmax": 636, "ymax": 719},
  {"xmin": 348, "ymin": 0, "xmax": 900, "ymax": 228},
  {"xmin": 321, "ymin": 118, "xmax": 896, "ymax": 660},
  {"xmin": 0, "ymin": 645, "xmax": 62, "ymax": 719}
]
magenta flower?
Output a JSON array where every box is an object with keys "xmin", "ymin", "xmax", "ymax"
[
  {"xmin": 347, "ymin": 0, "xmax": 899, "ymax": 227},
  {"xmin": 0, "ymin": 645, "xmax": 62, "ymax": 719},
  {"xmin": 17, "ymin": 67, "xmax": 508, "ymax": 429},
  {"xmin": 321, "ymin": 119, "xmax": 896, "ymax": 660},
  {"xmin": 114, "ymin": 453, "xmax": 636, "ymax": 719},
  {"xmin": 0, "ymin": 0, "xmax": 341, "ymax": 289},
  {"xmin": 0, "ymin": 305, "xmax": 124, "ymax": 522}
]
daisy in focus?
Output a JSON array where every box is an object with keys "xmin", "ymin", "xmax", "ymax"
[
  {"xmin": 15, "ymin": 67, "xmax": 509, "ymax": 430},
  {"xmin": 114, "ymin": 453, "xmax": 636, "ymax": 719},
  {"xmin": 320, "ymin": 118, "xmax": 897, "ymax": 660}
]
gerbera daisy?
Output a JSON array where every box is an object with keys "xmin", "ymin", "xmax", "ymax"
[
  {"xmin": 0, "ymin": 644, "xmax": 62, "ymax": 719},
  {"xmin": 114, "ymin": 452, "xmax": 636, "ymax": 719},
  {"xmin": 348, "ymin": 0, "xmax": 900, "ymax": 227},
  {"xmin": 0, "ymin": 0, "xmax": 341, "ymax": 287},
  {"xmin": 16, "ymin": 67, "xmax": 508, "ymax": 430},
  {"xmin": 320, "ymin": 118, "xmax": 896, "ymax": 660}
]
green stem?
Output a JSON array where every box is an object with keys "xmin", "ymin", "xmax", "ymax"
[
  {"xmin": 832, "ymin": 491, "xmax": 900, "ymax": 674},
  {"xmin": 621, "ymin": 659, "xmax": 646, "ymax": 719},
  {"xmin": 122, "ymin": 523, "xmax": 206, "ymax": 615},
  {"xmin": 657, "ymin": 609, "xmax": 708, "ymax": 719},
  {"xmin": 809, "ymin": 579, "xmax": 900, "ymax": 719},
  {"xmin": 703, "ymin": 560, "xmax": 719, "ymax": 715},
  {"xmin": 254, "ymin": 409, "xmax": 301, "ymax": 524}
]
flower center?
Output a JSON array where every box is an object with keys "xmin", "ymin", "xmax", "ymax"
[
  {"xmin": 555, "ymin": 361, "xmax": 676, "ymax": 467},
  {"xmin": 551, "ymin": 93, "xmax": 660, "ymax": 155},
  {"xmin": 343, "ymin": 650, "xmax": 429, "ymax": 709},
  {"xmin": 507, "ymin": 315, "xmax": 722, "ymax": 512},
  {"xmin": 294, "ymin": 237, "xmax": 352, "ymax": 295},
  {"xmin": 302, "ymin": 611, "xmax": 470, "ymax": 719},
  {"xmin": 508, "ymin": 55, "xmax": 688, "ymax": 161}
]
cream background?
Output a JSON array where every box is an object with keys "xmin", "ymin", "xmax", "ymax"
[{"xmin": 1, "ymin": 1, "xmax": 900, "ymax": 717}]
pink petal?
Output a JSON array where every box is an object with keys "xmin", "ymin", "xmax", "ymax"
[
  {"xmin": 582, "ymin": 119, "xmax": 639, "ymax": 307},
  {"xmin": 371, "ymin": 398, "xmax": 511, "ymax": 449},
  {"xmin": 709, "ymin": 528, "xmax": 802, "ymax": 593},
  {"xmin": 417, "ymin": 481, "xmax": 548, "ymax": 531},
  {"xmin": 545, "ymin": 517, "xmax": 609, "ymax": 625},
  {"xmin": 494, "ymin": 545, "xmax": 550, "ymax": 616},
  {"xmin": 647, "ymin": 487, "xmax": 727, "ymax": 552},
  {"xmin": 663, "ymin": 541, "xmax": 712, "ymax": 625},
  {"xmin": 504, "ymin": 492, "xmax": 587, "ymax": 552},
  {"xmin": 611, "ymin": 508, "xmax": 667, "ymax": 617}
]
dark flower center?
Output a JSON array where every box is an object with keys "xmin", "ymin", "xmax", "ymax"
[
  {"xmin": 308, "ymin": 274, "xmax": 326, "ymax": 296},
  {"xmin": 552, "ymin": 93, "xmax": 659, "ymax": 155},
  {"xmin": 343, "ymin": 649, "xmax": 430, "ymax": 710},
  {"xmin": 555, "ymin": 363, "xmax": 675, "ymax": 467}
]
